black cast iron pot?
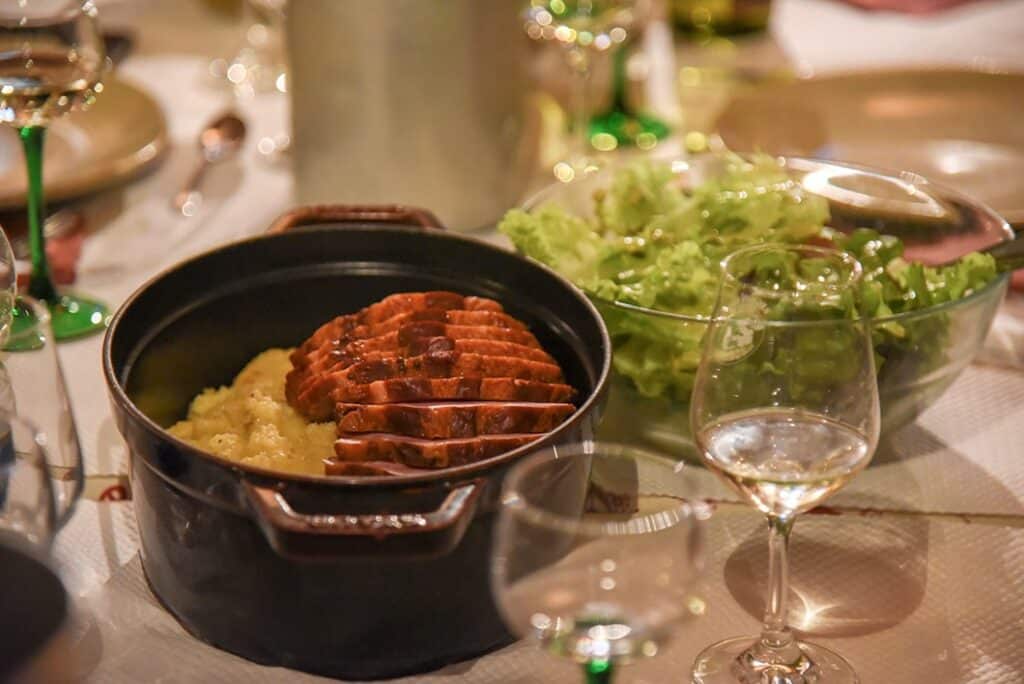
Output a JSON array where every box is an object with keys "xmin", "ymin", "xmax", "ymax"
[{"xmin": 102, "ymin": 205, "xmax": 612, "ymax": 680}]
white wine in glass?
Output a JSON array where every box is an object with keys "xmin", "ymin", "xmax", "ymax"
[
  {"xmin": 691, "ymin": 243, "xmax": 880, "ymax": 684},
  {"xmin": 698, "ymin": 408, "xmax": 872, "ymax": 519},
  {"xmin": 0, "ymin": 1, "xmax": 108, "ymax": 341}
]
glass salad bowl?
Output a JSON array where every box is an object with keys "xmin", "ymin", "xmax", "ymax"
[{"xmin": 509, "ymin": 155, "xmax": 1012, "ymax": 456}]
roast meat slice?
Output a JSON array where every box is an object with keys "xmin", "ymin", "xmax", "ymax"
[
  {"xmin": 347, "ymin": 336, "xmax": 555, "ymax": 366},
  {"xmin": 333, "ymin": 377, "xmax": 576, "ymax": 406},
  {"xmin": 331, "ymin": 433, "xmax": 541, "ymax": 469},
  {"xmin": 337, "ymin": 401, "xmax": 576, "ymax": 439}
]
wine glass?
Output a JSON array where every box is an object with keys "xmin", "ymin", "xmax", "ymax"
[
  {"xmin": 587, "ymin": 29, "xmax": 670, "ymax": 153},
  {"xmin": 492, "ymin": 442, "xmax": 708, "ymax": 683},
  {"xmin": 0, "ymin": 0, "xmax": 109, "ymax": 341},
  {"xmin": 523, "ymin": 0, "xmax": 650, "ymax": 182},
  {"xmin": 690, "ymin": 243, "xmax": 880, "ymax": 684}
]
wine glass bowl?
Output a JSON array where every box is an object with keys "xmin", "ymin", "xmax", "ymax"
[
  {"xmin": 491, "ymin": 442, "xmax": 707, "ymax": 682},
  {"xmin": 523, "ymin": 1, "xmax": 640, "ymax": 51},
  {"xmin": 0, "ymin": 0, "xmax": 109, "ymax": 341},
  {"xmin": 690, "ymin": 243, "xmax": 880, "ymax": 684},
  {"xmin": 0, "ymin": 2, "xmax": 104, "ymax": 128}
]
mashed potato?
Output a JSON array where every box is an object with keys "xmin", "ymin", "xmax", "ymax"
[{"xmin": 168, "ymin": 348, "xmax": 335, "ymax": 475}]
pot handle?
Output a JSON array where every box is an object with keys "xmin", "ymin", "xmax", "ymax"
[
  {"xmin": 243, "ymin": 480, "xmax": 482, "ymax": 560},
  {"xmin": 266, "ymin": 204, "xmax": 444, "ymax": 234}
]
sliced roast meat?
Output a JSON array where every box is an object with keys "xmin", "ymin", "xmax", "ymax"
[
  {"xmin": 295, "ymin": 351, "xmax": 564, "ymax": 419},
  {"xmin": 331, "ymin": 433, "xmax": 541, "ymax": 469},
  {"xmin": 333, "ymin": 377, "xmax": 576, "ymax": 406},
  {"xmin": 295, "ymin": 291, "xmax": 503, "ymax": 361},
  {"xmin": 337, "ymin": 402, "xmax": 576, "ymax": 439},
  {"xmin": 286, "ymin": 291, "xmax": 578, "ymax": 474}
]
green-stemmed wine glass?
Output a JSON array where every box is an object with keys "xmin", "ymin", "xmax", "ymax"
[
  {"xmin": 588, "ymin": 42, "xmax": 670, "ymax": 152},
  {"xmin": 690, "ymin": 243, "xmax": 880, "ymax": 684},
  {"xmin": 492, "ymin": 442, "xmax": 707, "ymax": 683},
  {"xmin": 0, "ymin": 1, "xmax": 108, "ymax": 341},
  {"xmin": 523, "ymin": 0, "xmax": 650, "ymax": 182}
]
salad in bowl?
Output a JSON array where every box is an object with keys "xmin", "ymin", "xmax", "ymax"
[{"xmin": 500, "ymin": 155, "xmax": 1011, "ymax": 450}]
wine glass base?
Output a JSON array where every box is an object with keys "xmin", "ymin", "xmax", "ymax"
[
  {"xmin": 47, "ymin": 294, "xmax": 109, "ymax": 341},
  {"xmin": 589, "ymin": 111, "xmax": 671, "ymax": 150},
  {"xmin": 692, "ymin": 635, "xmax": 859, "ymax": 684}
]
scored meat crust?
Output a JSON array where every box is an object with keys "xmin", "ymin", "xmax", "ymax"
[{"xmin": 285, "ymin": 291, "xmax": 577, "ymax": 474}]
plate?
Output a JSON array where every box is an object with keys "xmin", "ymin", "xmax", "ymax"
[
  {"xmin": 714, "ymin": 69, "xmax": 1024, "ymax": 226},
  {"xmin": 0, "ymin": 76, "xmax": 168, "ymax": 209}
]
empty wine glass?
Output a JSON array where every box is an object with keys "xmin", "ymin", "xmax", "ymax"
[
  {"xmin": 0, "ymin": 0, "xmax": 109, "ymax": 341},
  {"xmin": 492, "ymin": 442, "xmax": 708, "ymax": 683},
  {"xmin": 690, "ymin": 244, "xmax": 880, "ymax": 684},
  {"xmin": 523, "ymin": 0, "xmax": 649, "ymax": 182}
]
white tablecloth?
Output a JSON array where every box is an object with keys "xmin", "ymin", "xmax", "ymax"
[{"xmin": 41, "ymin": 0, "xmax": 1024, "ymax": 682}]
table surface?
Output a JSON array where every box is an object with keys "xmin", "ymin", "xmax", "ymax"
[{"xmin": 39, "ymin": 0, "xmax": 1024, "ymax": 682}]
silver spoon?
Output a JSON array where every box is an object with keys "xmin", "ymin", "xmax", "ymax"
[{"xmin": 172, "ymin": 112, "xmax": 247, "ymax": 216}]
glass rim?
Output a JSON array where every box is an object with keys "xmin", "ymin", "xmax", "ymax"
[{"xmin": 500, "ymin": 441, "xmax": 711, "ymax": 537}]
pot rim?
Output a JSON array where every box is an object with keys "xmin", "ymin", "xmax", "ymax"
[{"xmin": 102, "ymin": 224, "xmax": 612, "ymax": 489}]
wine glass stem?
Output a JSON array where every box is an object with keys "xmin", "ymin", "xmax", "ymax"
[
  {"xmin": 18, "ymin": 126, "xmax": 57, "ymax": 304},
  {"xmin": 609, "ymin": 44, "xmax": 630, "ymax": 114},
  {"xmin": 762, "ymin": 514, "xmax": 795, "ymax": 649},
  {"xmin": 564, "ymin": 45, "xmax": 592, "ymax": 164},
  {"xmin": 584, "ymin": 659, "xmax": 613, "ymax": 683}
]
